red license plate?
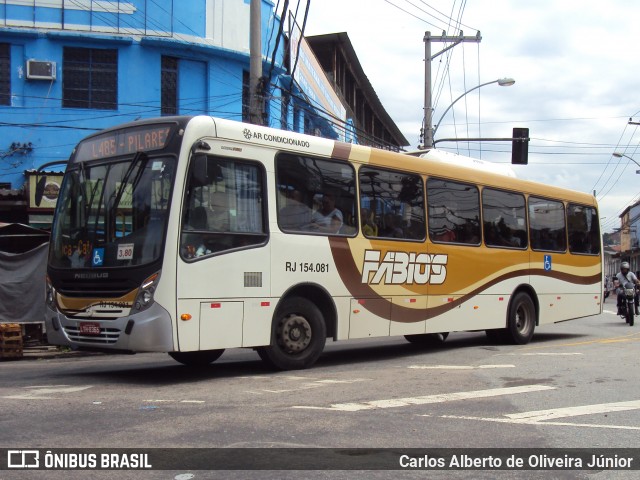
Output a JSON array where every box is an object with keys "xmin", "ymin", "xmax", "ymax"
[{"xmin": 79, "ymin": 322, "xmax": 101, "ymax": 336}]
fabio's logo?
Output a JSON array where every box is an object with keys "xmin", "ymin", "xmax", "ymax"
[{"xmin": 361, "ymin": 250, "xmax": 448, "ymax": 285}]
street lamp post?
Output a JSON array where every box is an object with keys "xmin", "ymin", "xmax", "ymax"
[
  {"xmin": 424, "ymin": 78, "xmax": 515, "ymax": 148},
  {"xmin": 613, "ymin": 152, "xmax": 640, "ymax": 174}
]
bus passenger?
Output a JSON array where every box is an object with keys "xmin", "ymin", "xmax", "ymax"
[
  {"xmin": 380, "ymin": 213, "xmax": 403, "ymax": 238},
  {"xmin": 279, "ymin": 190, "xmax": 312, "ymax": 231},
  {"xmin": 361, "ymin": 208, "xmax": 378, "ymax": 237},
  {"xmin": 432, "ymin": 225, "xmax": 456, "ymax": 243},
  {"xmin": 309, "ymin": 192, "xmax": 343, "ymax": 234}
]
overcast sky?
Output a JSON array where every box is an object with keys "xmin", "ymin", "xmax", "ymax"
[{"xmin": 292, "ymin": 0, "xmax": 640, "ymax": 234}]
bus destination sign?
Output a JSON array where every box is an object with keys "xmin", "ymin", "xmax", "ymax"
[{"xmin": 75, "ymin": 124, "xmax": 173, "ymax": 162}]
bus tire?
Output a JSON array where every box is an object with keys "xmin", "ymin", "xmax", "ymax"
[
  {"xmin": 169, "ymin": 349, "xmax": 224, "ymax": 366},
  {"xmin": 405, "ymin": 332, "xmax": 449, "ymax": 344},
  {"xmin": 257, "ymin": 296, "xmax": 326, "ymax": 370},
  {"xmin": 505, "ymin": 292, "xmax": 536, "ymax": 344}
]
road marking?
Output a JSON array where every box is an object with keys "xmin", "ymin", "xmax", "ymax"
[
  {"xmin": 261, "ymin": 384, "xmax": 325, "ymax": 393},
  {"xmin": 436, "ymin": 399, "xmax": 640, "ymax": 431},
  {"xmin": 292, "ymin": 384, "xmax": 555, "ymax": 412},
  {"xmin": 506, "ymin": 400, "xmax": 640, "ymax": 422},
  {"xmin": 439, "ymin": 414, "xmax": 640, "ymax": 430},
  {"xmin": 24, "ymin": 384, "xmax": 73, "ymax": 388},
  {"xmin": 247, "ymin": 377, "xmax": 369, "ymax": 394},
  {"xmin": 2, "ymin": 385, "xmax": 93, "ymax": 400},
  {"xmin": 520, "ymin": 332, "xmax": 640, "ymax": 350},
  {"xmin": 408, "ymin": 364, "xmax": 515, "ymax": 370},
  {"xmin": 143, "ymin": 400, "xmax": 206, "ymax": 403},
  {"xmin": 496, "ymin": 353, "xmax": 583, "ymax": 357},
  {"xmin": 519, "ymin": 353, "xmax": 583, "ymax": 356},
  {"xmin": 314, "ymin": 379, "xmax": 367, "ymax": 384}
]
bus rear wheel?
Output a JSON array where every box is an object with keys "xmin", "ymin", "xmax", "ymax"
[
  {"xmin": 257, "ymin": 297, "xmax": 326, "ymax": 370},
  {"xmin": 169, "ymin": 349, "xmax": 224, "ymax": 367},
  {"xmin": 505, "ymin": 292, "xmax": 536, "ymax": 344}
]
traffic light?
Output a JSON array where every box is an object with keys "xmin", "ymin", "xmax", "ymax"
[{"xmin": 511, "ymin": 127, "xmax": 529, "ymax": 165}]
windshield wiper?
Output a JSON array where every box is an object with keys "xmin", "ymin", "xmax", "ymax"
[{"xmin": 107, "ymin": 151, "xmax": 149, "ymax": 241}]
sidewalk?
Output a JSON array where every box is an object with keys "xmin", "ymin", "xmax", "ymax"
[{"xmin": 1, "ymin": 344, "xmax": 103, "ymax": 361}]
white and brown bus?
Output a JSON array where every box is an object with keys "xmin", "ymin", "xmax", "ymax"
[{"xmin": 45, "ymin": 116, "xmax": 602, "ymax": 369}]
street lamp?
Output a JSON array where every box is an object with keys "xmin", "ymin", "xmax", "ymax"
[
  {"xmin": 612, "ymin": 152, "xmax": 640, "ymax": 174},
  {"xmin": 429, "ymin": 78, "xmax": 515, "ymax": 144}
]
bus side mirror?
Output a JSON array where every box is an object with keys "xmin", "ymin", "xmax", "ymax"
[{"xmin": 191, "ymin": 153, "xmax": 209, "ymax": 186}]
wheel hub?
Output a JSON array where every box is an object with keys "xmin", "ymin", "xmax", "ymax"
[
  {"xmin": 515, "ymin": 307, "xmax": 530, "ymax": 333},
  {"xmin": 278, "ymin": 314, "xmax": 312, "ymax": 353}
]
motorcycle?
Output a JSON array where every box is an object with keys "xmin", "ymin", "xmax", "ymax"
[{"xmin": 619, "ymin": 281, "xmax": 637, "ymax": 326}]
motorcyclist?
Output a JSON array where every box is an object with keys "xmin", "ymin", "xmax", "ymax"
[{"xmin": 616, "ymin": 262, "xmax": 640, "ymax": 315}]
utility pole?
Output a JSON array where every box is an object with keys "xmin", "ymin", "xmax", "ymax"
[
  {"xmin": 423, "ymin": 31, "xmax": 481, "ymax": 148},
  {"xmin": 249, "ymin": 0, "xmax": 263, "ymax": 125}
]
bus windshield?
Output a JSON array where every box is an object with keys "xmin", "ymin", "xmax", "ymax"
[{"xmin": 49, "ymin": 155, "xmax": 176, "ymax": 269}]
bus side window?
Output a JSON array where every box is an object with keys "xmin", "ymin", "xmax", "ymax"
[
  {"xmin": 359, "ymin": 166, "xmax": 425, "ymax": 241},
  {"xmin": 180, "ymin": 155, "xmax": 267, "ymax": 259},
  {"xmin": 529, "ymin": 197, "xmax": 566, "ymax": 252},
  {"xmin": 482, "ymin": 188, "xmax": 528, "ymax": 249},
  {"xmin": 427, "ymin": 178, "xmax": 480, "ymax": 245},
  {"xmin": 275, "ymin": 153, "xmax": 356, "ymax": 237},
  {"xmin": 567, "ymin": 203, "xmax": 600, "ymax": 255}
]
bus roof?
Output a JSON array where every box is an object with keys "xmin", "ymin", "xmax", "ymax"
[{"xmin": 417, "ymin": 149, "xmax": 517, "ymax": 178}]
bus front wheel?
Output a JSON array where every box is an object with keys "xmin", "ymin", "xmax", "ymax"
[
  {"xmin": 257, "ymin": 296, "xmax": 326, "ymax": 370},
  {"xmin": 169, "ymin": 349, "xmax": 224, "ymax": 367},
  {"xmin": 505, "ymin": 292, "xmax": 536, "ymax": 344}
]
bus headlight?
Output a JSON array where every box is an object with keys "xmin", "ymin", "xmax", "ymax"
[
  {"xmin": 45, "ymin": 275, "xmax": 55, "ymax": 308},
  {"xmin": 133, "ymin": 271, "xmax": 161, "ymax": 312}
]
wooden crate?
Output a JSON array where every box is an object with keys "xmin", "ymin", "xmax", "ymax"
[{"xmin": 0, "ymin": 324, "xmax": 23, "ymax": 360}]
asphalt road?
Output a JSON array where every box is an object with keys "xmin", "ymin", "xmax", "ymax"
[{"xmin": 1, "ymin": 304, "xmax": 639, "ymax": 480}]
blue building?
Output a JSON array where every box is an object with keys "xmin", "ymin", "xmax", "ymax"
[{"xmin": 0, "ymin": 0, "xmax": 407, "ymax": 226}]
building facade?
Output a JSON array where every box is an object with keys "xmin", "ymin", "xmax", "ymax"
[
  {"xmin": 619, "ymin": 201, "xmax": 640, "ymax": 274},
  {"xmin": 307, "ymin": 33, "xmax": 408, "ymax": 150},
  {"xmin": 0, "ymin": 0, "xmax": 406, "ymax": 227}
]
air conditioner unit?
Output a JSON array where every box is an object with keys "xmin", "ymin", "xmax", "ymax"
[{"xmin": 26, "ymin": 60, "xmax": 57, "ymax": 80}]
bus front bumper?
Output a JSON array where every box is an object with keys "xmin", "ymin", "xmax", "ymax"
[{"xmin": 44, "ymin": 302, "xmax": 174, "ymax": 353}]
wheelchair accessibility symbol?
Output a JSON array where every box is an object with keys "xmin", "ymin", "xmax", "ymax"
[
  {"xmin": 544, "ymin": 255, "xmax": 552, "ymax": 271},
  {"xmin": 92, "ymin": 247, "xmax": 104, "ymax": 267}
]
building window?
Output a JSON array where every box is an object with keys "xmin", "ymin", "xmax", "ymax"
[
  {"xmin": 0, "ymin": 43, "xmax": 10, "ymax": 106},
  {"xmin": 63, "ymin": 47, "xmax": 117, "ymax": 110},
  {"xmin": 161, "ymin": 56, "xmax": 178, "ymax": 115}
]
